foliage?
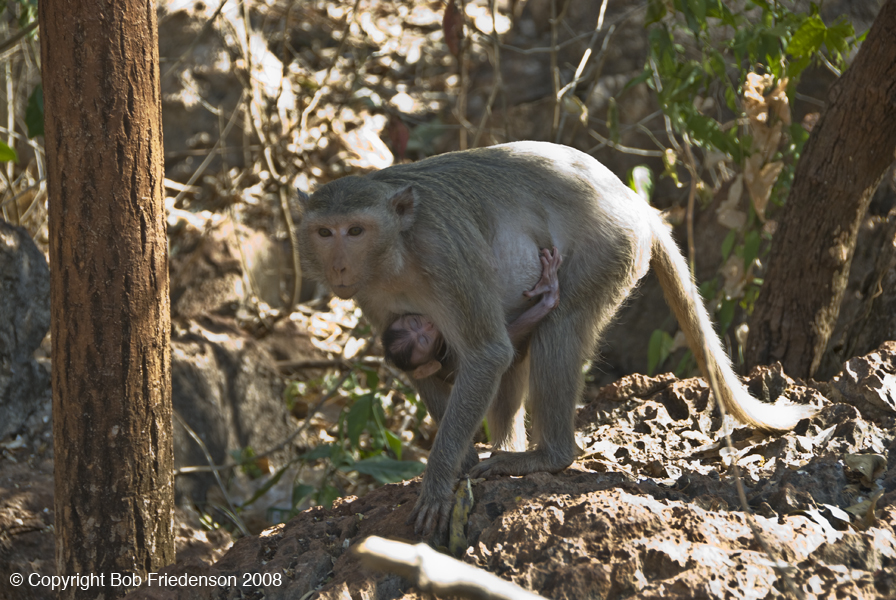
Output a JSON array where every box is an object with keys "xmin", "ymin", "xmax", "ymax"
[
  {"xmin": 0, "ymin": 140, "xmax": 16, "ymax": 162},
  {"xmin": 4, "ymin": 0, "xmax": 37, "ymax": 29},
  {"xmin": 249, "ymin": 364, "xmax": 426, "ymax": 525},
  {"xmin": 635, "ymin": 0, "xmax": 862, "ymax": 374},
  {"xmin": 25, "ymin": 83, "xmax": 43, "ymax": 138},
  {"xmin": 0, "ymin": 1, "xmax": 41, "ymax": 162}
]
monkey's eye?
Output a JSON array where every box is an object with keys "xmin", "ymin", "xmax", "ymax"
[
  {"xmin": 318, "ymin": 228, "xmax": 333, "ymax": 237},
  {"xmin": 347, "ymin": 226, "xmax": 364, "ymax": 236}
]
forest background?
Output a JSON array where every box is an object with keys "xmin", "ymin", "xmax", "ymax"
[{"xmin": 1, "ymin": 0, "xmax": 895, "ymax": 599}]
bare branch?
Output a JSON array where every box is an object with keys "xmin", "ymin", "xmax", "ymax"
[{"xmin": 355, "ymin": 536, "xmax": 549, "ymax": 600}]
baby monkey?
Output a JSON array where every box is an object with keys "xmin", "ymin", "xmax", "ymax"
[{"xmin": 383, "ymin": 247, "xmax": 563, "ymax": 380}]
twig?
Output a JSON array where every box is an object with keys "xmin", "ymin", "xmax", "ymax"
[
  {"xmin": 0, "ymin": 20, "xmax": 36, "ymax": 56},
  {"xmin": 162, "ymin": 0, "xmax": 229, "ymax": 79},
  {"xmin": 173, "ymin": 409, "xmax": 250, "ymax": 536},
  {"xmin": 471, "ymin": 0, "xmax": 505, "ymax": 147},
  {"xmin": 296, "ymin": 0, "xmax": 361, "ymax": 151},
  {"xmin": 229, "ymin": 8, "xmax": 305, "ymax": 316},
  {"xmin": 171, "ymin": 90, "xmax": 246, "ymax": 206},
  {"xmin": 456, "ymin": 0, "xmax": 470, "ymax": 150},
  {"xmin": 0, "ymin": 177, "xmax": 43, "ymax": 209},
  {"xmin": 17, "ymin": 184, "xmax": 45, "ymax": 223},
  {"xmin": 556, "ymin": 18, "xmax": 614, "ymax": 142},
  {"xmin": 356, "ymin": 536, "xmax": 549, "ymax": 600},
  {"xmin": 0, "ymin": 21, "xmax": 39, "ymax": 54},
  {"xmin": 585, "ymin": 128, "xmax": 664, "ymax": 157},
  {"xmin": 278, "ymin": 356, "xmax": 383, "ymax": 371},
  {"xmin": 556, "ymin": 0, "xmax": 608, "ymax": 101},
  {"xmin": 494, "ymin": 29, "xmax": 597, "ymax": 55},
  {"xmin": 817, "ymin": 51, "xmax": 841, "ymax": 77},
  {"xmin": 549, "ymin": 0, "xmax": 572, "ymax": 138}
]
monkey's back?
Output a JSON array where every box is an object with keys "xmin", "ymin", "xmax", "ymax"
[{"xmin": 375, "ymin": 142, "xmax": 654, "ymax": 306}]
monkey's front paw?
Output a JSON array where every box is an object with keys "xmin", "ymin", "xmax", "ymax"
[{"xmin": 407, "ymin": 488, "xmax": 453, "ymax": 537}]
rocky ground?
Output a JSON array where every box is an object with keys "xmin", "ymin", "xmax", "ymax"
[{"xmin": 119, "ymin": 343, "xmax": 896, "ymax": 600}]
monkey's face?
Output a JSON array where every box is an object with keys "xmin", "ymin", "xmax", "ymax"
[
  {"xmin": 298, "ymin": 180, "xmax": 418, "ymax": 299},
  {"xmin": 301, "ymin": 214, "xmax": 385, "ymax": 299}
]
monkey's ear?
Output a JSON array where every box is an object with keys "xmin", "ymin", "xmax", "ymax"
[
  {"xmin": 297, "ymin": 188, "xmax": 311, "ymax": 207},
  {"xmin": 411, "ymin": 360, "xmax": 442, "ymax": 380},
  {"xmin": 389, "ymin": 186, "xmax": 417, "ymax": 230}
]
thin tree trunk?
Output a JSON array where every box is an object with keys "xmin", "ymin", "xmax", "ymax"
[
  {"xmin": 40, "ymin": 0, "xmax": 174, "ymax": 597},
  {"xmin": 746, "ymin": 0, "xmax": 896, "ymax": 379}
]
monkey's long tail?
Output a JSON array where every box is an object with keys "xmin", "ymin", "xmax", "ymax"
[{"xmin": 649, "ymin": 219, "xmax": 817, "ymax": 432}]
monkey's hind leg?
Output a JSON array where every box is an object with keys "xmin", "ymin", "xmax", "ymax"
[
  {"xmin": 469, "ymin": 310, "xmax": 588, "ymax": 478},
  {"xmin": 487, "ymin": 353, "xmax": 530, "ymax": 453}
]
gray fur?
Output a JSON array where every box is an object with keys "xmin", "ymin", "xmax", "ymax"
[{"xmin": 298, "ymin": 141, "xmax": 815, "ymax": 537}]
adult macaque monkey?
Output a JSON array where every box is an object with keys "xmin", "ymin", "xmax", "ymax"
[{"xmin": 297, "ymin": 141, "xmax": 815, "ymax": 537}]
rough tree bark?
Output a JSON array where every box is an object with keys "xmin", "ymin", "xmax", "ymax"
[
  {"xmin": 746, "ymin": 0, "xmax": 896, "ymax": 379},
  {"xmin": 40, "ymin": 0, "xmax": 174, "ymax": 597}
]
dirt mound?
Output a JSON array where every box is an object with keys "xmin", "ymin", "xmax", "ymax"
[{"xmin": 120, "ymin": 343, "xmax": 895, "ymax": 600}]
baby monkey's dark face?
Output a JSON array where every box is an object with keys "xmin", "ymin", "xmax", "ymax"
[{"xmin": 389, "ymin": 314, "xmax": 441, "ymax": 367}]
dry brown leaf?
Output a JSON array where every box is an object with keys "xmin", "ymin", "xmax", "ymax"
[
  {"xmin": 744, "ymin": 158, "xmax": 783, "ymax": 221},
  {"xmin": 442, "ymin": 0, "xmax": 464, "ymax": 57},
  {"xmin": 843, "ymin": 453, "xmax": 887, "ymax": 487},
  {"xmin": 717, "ymin": 174, "xmax": 747, "ymax": 230}
]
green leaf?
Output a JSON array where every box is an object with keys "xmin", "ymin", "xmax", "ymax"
[
  {"xmin": 679, "ymin": 0, "xmax": 703, "ymax": 35},
  {"xmin": 787, "ymin": 15, "xmax": 826, "ymax": 58},
  {"xmin": 316, "ymin": 484, "xmax": 341, "ymax": 508},
  {"xmin": 345, "ymin": 455, "xmax": 425, "ymax": 484},
  {"xmin": 0, "ymin": 140, "xmax": 16, "ymax": 163},
  {"xmin": 649, "ymin": 27, "xmax": 677, "ymax": 70},
  {"xmin": 302, "ymin": 443, "xmax": 334, "ymax": 461},
  {"xmin": 406, "ymin": 119, "xmax": 448, "ymax": 156},
  {"xmin": 607, "ymin": 97, "xmax": 619, "ymax": 145},
  {"xmin": 359, "ymin": 366, "xmax": 379, "ymax": 391},
  {"xmin": 241, "ymin": 464, "xmax": 289, "ymax": 508},
  {"xmin": 648, "ymin": 329, "xmax": 674, "ymax": 375},
  {"xmin": 292, "ymin": 484, "xmax": 315, "ymax": 508},
  {"xmin": 645, "ymin": 0, "xmax": 667, "ymax": 25},
  {"xmin": 743, "ymin": 229, "xmax": 761, "ymax": 268},
  {"xmin": 346, "ymin": 393, "xmax": 373, "ymax": 449},
  {"xmin": 369, "ymin": 398, "xmax": 388, "ymax": 451},
  {"xmin": 687, "ymin": 0, "xmax": 706, "ymax": 26},
  {"xmin": 385, "ymin": 429, "xmax": 403, "ymax": 460},
  {"xmin": 824, "ymin": 17, "xmax": 855, "ymax": 57},
  {"xmin": 789, "ymin": 121, "xmax": 810, "ymax": 153},
  {"xmin": 705, "ymin": 0, "xmax": 735, "ymax": 26},
  {"xmin": 699, "ymin": 279, "xmax": 717, "ymax": 303},
  {"xmin": 721, "ymin": 230, "xmax": 737, "ymax": 261},
  {"xmin": 674, "ymin": 350, "xmax": 695, "ymax": 377},
  {"xmin": 623, "ymin": 66, "xmax": 653, "ymax": 94},
  {"xmin": 628, "ymin": 165, "xmax": 654, "ymax": 203},
  {"xmin": 25, "ymin": 83, "xmax": 43, "ymax": 138},
  {"xmin": 717, "ymin": 298, "xmax": 736, "ymax": 333}
]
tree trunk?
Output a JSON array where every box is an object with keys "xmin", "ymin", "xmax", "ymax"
[
  {"xmin": 40, "ymin": 0, "xmax": 174, "ymax": 597},
  {"xmin": 745, "ymin": 0, "xmax": 896, "ymax": 379}
]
